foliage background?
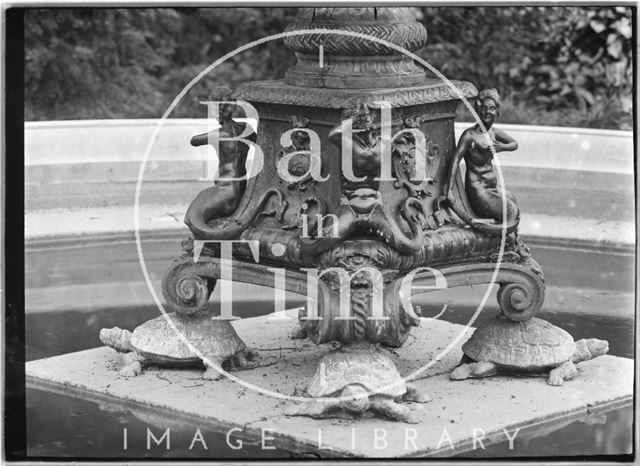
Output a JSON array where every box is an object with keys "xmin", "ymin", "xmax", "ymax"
[{"xmin": 25, "ymin": 7, "xmax": 633, "ymax": 129}]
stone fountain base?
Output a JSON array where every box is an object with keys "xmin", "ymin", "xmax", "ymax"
[{"xmin": 26, "ymin": 309, "xmax": 632, "ymax": 458}]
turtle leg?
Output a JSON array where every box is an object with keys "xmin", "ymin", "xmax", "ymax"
[
  {"xmin": 286, "ymin": 386, "xmax": 367, "ymax": 420},
  {"xmin": 370, "ymin": 398, "xmax": 418, "ymax": 424},
  {"xmin": 460, "ymin": 354, "xmax": 474, "ymax": 365},
  {"xmin": 547, "ymin": 361, "xmax": 577, "ymax": 386},
  {"xmin": 450, "ymin": 361, "xmax": 499, "ymax": 380},
  {"xmin": 291, "ymin": 325, "xmax": 307, "ymax": 339},
  {"xmin": 231, "ymin": 348, "xmax": 259, "ymax": 369},
  {"xmin": 403, "ymin": 383, "xmax": 430, "ymax": 403},
  {"xmin": 202, "ymin": 357, "xmax": 225, "ymax": 380},
  {"xmin": 231, "ymin": 352, "xmax": 247, "ymax": 369},
  {"xmin": 244, "ymin": 348, "xmax": 259, "ymax": 361},
  {"xmin": 285, "ymin": 400, "xmax": 344, "ymax": 419},
  {"xmin": 120, "ymin": 351, "xmax": 146, "ymax": 377}
]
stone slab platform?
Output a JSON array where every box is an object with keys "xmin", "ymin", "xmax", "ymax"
[{"xmin": 26, "ymin": 310, "xmax": 634, "ymax": 458}]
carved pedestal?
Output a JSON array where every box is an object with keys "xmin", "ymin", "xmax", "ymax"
[{"xmin": 159, "ymin": 7, "xmax": 546, "ymax": 421}]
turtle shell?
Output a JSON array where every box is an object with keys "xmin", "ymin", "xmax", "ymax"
[
  {"xmin": 131, "ymin": 312, "xmax": 245, "ymax": 364},
  {"xmin": 307, "ymin": 348, "xmax": 406, "ymax": 398},
  {"xmin": 462, "ymin": 316, "xmax": 576, "ymax": 370}
]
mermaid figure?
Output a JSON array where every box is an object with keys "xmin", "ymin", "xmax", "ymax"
[
  {"xmin": 184, "ymin": 88, "xmax": 249, "ymax": 239},
  {"xmin": 443, "ymin": 88, "xmax": 529, "ymax": 257}
]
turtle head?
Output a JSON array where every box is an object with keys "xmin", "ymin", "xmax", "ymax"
[
  {"xmin": 99, "ymin": 327, "xmax": 135, "ymax": 353},
  {"xmin": 573, "ymin": 338, "xmax": 609, "ymax": 363},
  {"xmin": 340, "ymin": 384, "xmax": 369, "ymax": 413}
]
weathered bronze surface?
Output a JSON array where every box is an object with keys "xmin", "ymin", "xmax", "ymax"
[
  {"xmin": 283, "ymin": 7, "xmax": 428, "ymax": 89},
  {"xmin": 441, "ymin": 87, "xmax": 530, "ymax": 258},
  {"xmin": 100, "ymin": 312, "xmax": 257, "ymax": 379},
  {"xmin": 286, "ymin": 345, "xmax": 429, "ymax": 423},
  {"xmin": 153, "ymin": 7, "xmax": 551, "ymax": 422},
  {"xmin": 163, "ymin": 7, "xmax": 545, "ymax": 328},
  {"xmin": 184, "ymin": 86, "xmax": 250, "ymax": 240},
  {"xmin": 450, "ymin": 316, "xmax": 609, "ymax": 385}
]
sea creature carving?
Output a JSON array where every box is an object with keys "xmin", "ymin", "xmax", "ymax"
[
  {"xmin": 440, "ymin": 88, "xmax": 529, "ymax": 258},
  {"xmin": 299, "ymin": 101, "xmax": 432, "ymax": 255},
  {"xmin": 184, "ymin": 86, "xmax": 251, "ymax": 239}
]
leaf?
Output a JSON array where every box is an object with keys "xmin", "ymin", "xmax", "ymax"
[
  {"xmin": 574, "ymin": 87, "xmax": 595, "ymax": 106},
  {"xmin": 589, "ymin": 19, "xmax": 607, "ymax": 33},
  {"xmin": 607, "ymin": 35, "xmax": 623, "ymax": 59},
  {"xmin": 614, "ymin": 18, "xmax": 632, "ymax": 39},
  {"xmin": 619, "ymin": 95, "xmax": 632, "ymax": 112}
]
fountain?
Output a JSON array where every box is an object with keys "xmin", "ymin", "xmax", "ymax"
[
  {"xmin": 21, "ymin": 8, "xmax": 630, "ymax": 458},
  {"xmin": 154, "ymin": 7, "xmax": 548, "ymax": 419}
]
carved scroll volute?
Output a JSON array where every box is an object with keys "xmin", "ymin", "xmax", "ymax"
[{"xmin": 161, "ymin": 251, "xmax": 218, "ymax": 316}]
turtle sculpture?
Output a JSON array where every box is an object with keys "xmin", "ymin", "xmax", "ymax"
[
  {"xmin": 287, "ymin": 346, "xmax": 429, "ymax": 423},
  {"xmin": 99, "ymin": 311, "xmax": 257, "ymax": 379},
  {"xmin": 450, "ymin": 316, "xmax": 609, "ymax": 385}
]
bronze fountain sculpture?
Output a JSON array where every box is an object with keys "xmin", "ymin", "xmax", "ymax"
[
  {"xmin": 99, "ymin": 7, "xmax": 607, "ymax": 423},
  {"xmin": 162, "ymin": 7, "xmax": 545, "ymax": 332}
]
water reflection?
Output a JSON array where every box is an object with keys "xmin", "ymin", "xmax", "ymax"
[
  {"xmin": 26, "ymin": 387, "xmax": 632, "ymax": 458},
  {"xmin": 457, "ymin": 404, "xmax": 632, "ymax": 458},
  {"xmin": 27, "ymin": 388, "xmax": 289, "ymax": 458},
  {"xmin": 25, "ymin": 300, "xmax": 634, "ymax": 363},
  {"xmin": 24, "ymin": 238, "xmax": 635, "ymax": 458}
]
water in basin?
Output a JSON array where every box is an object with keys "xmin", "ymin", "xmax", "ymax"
[{"xmin": 24, "ymin": 236, "xmax": 635, "ymax": 458}]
